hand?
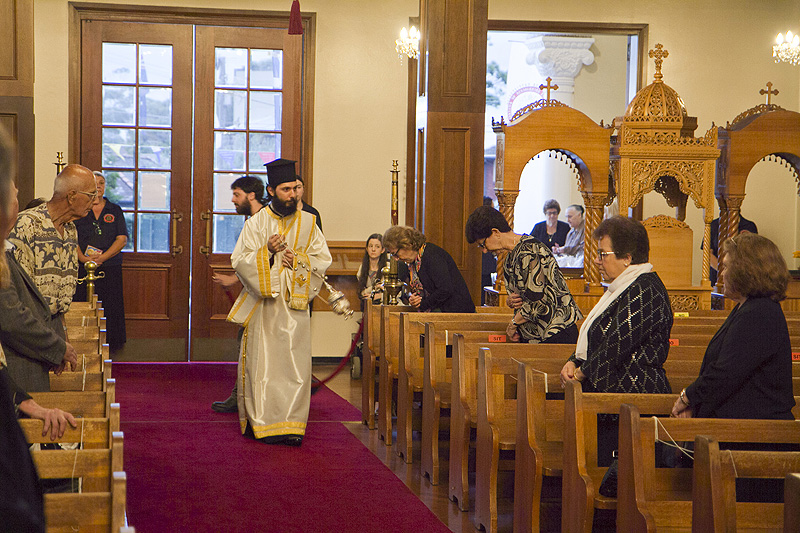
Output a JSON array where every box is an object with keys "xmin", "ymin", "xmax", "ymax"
[
  {"xmin": 55, "ymin": 343, "xmax": 78, "ymax": 374},
  {"xmin": 671, "ymin": 396, "xmax": 692, "ymax": 418},
  {"xmin": 552, "ymin": 245, "xmax": 561, "ymax": 254},
  {"xmin": 282, "ymin": 248, "xmax": 295, "ymax": 269},
  {"xmin": 560, "ymin": 361, "xmax": 577, "ymax": 388},
  {"xmin": 408, "ymin": 294, "xmax": 422, "ymax": 308},
  {"xmin": 506, "ymin": 321, "xmax": 521, "ymax": 342},
  {"xmin": 18, "ymin": 400, "xmax": 78, "ymax": 441},
  {"xmin": 267, "ymin": 234, "xmax": 286, "ymax": 254},
  {"xmin": 212, "ymin": 272, "xmax": 239, "ymax": 289},
  {"xmin": 506, "ymin": 292, "xmax": 523, "ymax": 310},
  {"xmin": 574, "ymin": 367, "xmax": 585, "ymax": 382}
]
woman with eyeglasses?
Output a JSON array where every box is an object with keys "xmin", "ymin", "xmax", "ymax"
[
  {"xmin": 559, "ymin": 215, "xmax": 672, "ymax": 394},
  {"xmin": 383, "ymin": 225, "xmax": 475, "ymax": 313},
  {"xmin": 671, "ymin": 233, "xmax": 794, "ymax": 421},
  {"xmin": 74, "ymin": 171, "xmax": 129, "ymax": 352},
  {"xmin": 465, "ymin": 205, "xmax": 582, "ymax": 343}
]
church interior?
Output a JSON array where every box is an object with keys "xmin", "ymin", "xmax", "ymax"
[{"xmin": 4, "ymin": 0, "xmax": 800, "ymax": 531}]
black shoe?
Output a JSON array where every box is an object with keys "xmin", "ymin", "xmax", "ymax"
[
  {"xmin": 211, "ymin": 394, "xmax": 237, "ymax": 413},
  {"xmin": 259, "ymin": 434, "xmax": 303, "ymax": 447}
]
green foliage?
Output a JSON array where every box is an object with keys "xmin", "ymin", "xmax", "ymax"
[{"xmin": 486, "ymin": 60, "xmax": 507, "ymax": 107}]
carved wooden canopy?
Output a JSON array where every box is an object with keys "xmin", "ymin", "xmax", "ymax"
[{"xmin": 493, "ymin": 99, "xmax": 613, "ymax": 288}]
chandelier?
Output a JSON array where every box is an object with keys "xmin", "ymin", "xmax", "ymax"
[
  {"xmin": 395, "ymin": 26, "xmax": 420, "ymax": 60},
  {"xmin": 773, "ymin": 31, "xmax": 800, "ymax": 65}
]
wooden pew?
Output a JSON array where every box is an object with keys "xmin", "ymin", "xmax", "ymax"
[
  {"xmin": 18, "ymin": 404, "xmax": 120, "ymax": 449},
  {"xmin": 476, "ymin": 345, "xmax": 576, "ymax": 532},
  {"xmin": 515, "ymin": 362, "xmax": 565, "ymax": 533},
  {"xmin": 420, "ymin": 325, "xmax": 514, "ymax": 486},
  {"xmin": 33, "ymin": 431, "xmax": 123, "ymax": 491},
  {"xmin": 361, "ymin": 298, "xmax": 384, "ymax": 429},
  {"xmin": 30, "ymin": 382, "xmax": 116, "ymax": 418},
  {"xmin": 785, "ymin": 473, "xmax": 800, "ymax": 533},
  {"xmin": 616, "ymin": 403, "xmax": 800, "ymax": 532},
  {"xmin": 51, "ymin": 363, "xmax": 112, "ymax": 393},
  {"xmin": 692, "ymin": 435, "xmax": 800, "ymax": 532},
  {"xmin": 561, "ymin": 381, "xmax": 676, "ymax": 533},
  {"xmin": 396, "ymin": 312, "xmax": 510, "ymax": 462},
  {"xmin": 377, "ymin": 304, "xmax": 414, "ymax": 445},
  {"xmin": 44, "ymin": 471, "xmax": 127, "ymax": 533}
]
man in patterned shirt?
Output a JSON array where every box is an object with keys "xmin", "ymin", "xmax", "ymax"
[{"xmin": 8, "ymin": 164, "xmax": 97, "ymax": 333}]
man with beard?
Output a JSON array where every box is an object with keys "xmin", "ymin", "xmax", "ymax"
[
  {"xmin": 227, "ymin": 159, "xmax": 330, "ymax": 446},
  {"xmin": 211, "ymin": 176, "xmax": 266, "ymax": 413}
]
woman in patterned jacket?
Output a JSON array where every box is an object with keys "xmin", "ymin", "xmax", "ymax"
[{"xmin": 465, "ymin": 205, "xmax": 582, "ymax": 343}]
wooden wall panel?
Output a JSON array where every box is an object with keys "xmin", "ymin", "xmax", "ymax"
[
  {"xmin": 0, "ymin": 97, "xmax": 34, "ymax": 205},
  {"xmin": 0, "ymin": 0, "xmax": 33, "ymax": 97},
  {"xmin": 415, "ymin": 0, "xmax": 488, "ymax": 303},
  {"xmin": 122, "ymin": 266, "xmax": 171, "ymax": 321}
]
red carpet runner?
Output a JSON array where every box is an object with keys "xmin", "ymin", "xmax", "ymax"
[{"xmin": 115, "ymin": 363, "xmax": 450, "ymax": 533}]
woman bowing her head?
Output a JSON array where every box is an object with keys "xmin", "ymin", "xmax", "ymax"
[
  {"xmin": 383, "ymin": 225, "xmax": 475, "ymax": 313},
  {"xmin": 560, "ymin": 216, "xmax": 672, "ymax": 395}
]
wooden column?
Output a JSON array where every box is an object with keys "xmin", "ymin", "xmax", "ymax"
[
  {"xmin": 415, "ymin": 0, "xmax": 488, "ymax": 303},
  {"xmin": 0, "ymin": 0, "xmax": 34, "ymax": 206},
  {"xmin": 582, "ymin": 193, "xmax": 606, "ymax": 289}
]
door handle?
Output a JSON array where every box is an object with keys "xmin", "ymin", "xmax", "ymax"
[
  {"xmin": 171, "ymin": 210, "xmax": 183, "ymax": 257},
  {"xmin": 199, "ymin": 210, "xmax": 211, "ymax": 256}
]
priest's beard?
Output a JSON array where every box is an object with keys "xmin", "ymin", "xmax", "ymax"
[{"xmin": 271, "ymin": 197, "xmax": 298, "ymax": 217}]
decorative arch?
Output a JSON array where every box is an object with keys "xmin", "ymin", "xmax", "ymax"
[
  {"xmin": 493, "ymin": 99, "xmax": 613, "ymax": 291},
  {"xmin": 715, "ymin": 106, "xmax": 800, "ymax": 291}
]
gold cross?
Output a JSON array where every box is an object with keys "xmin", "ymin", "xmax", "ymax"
[
  {"xmin": 539, "ymin": 77, "xmax": 559, "ymax": 102},
  {"xmin": 759, "ymin": 81, "xmax": 779, "ymax": 105},
  {"xmin": 648, "ymin": 43, "xmax": 669, "ymax": 80}
]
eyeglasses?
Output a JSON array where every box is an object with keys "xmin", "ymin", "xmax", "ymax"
[
  {"xmin": 476, "ymin": 238, "xmax": 487, "ymax": 249},
  {"xmin": 597, "ymin": 250, "xmax": 616, "ymax": 259},
  {"xmin": 92, "ymin": 221, "xmax": 102, "ymax": 236},
  {"xmin": 75, "ymin": 190, "xmax": 98, "ymax": 200}
]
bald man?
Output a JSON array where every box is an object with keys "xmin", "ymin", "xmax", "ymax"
[{"xmin": 8, "ymin": 164, "xmax": 97, "ymax": 325}]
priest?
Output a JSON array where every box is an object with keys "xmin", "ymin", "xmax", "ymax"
[{"xmin": 227, "ymin": 158, "xmax": 331, "ymax": 446}]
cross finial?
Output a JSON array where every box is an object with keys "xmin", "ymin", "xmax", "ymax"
[
  {"xmin": 648, "ymin": 43, "xmax": 669, "ymax": 81},
  {"xmin": 759, "ymin": 81, "xmax": 779, "ymax": 105},
  {"xmin": 539, "ymin": 77, "xmax": 559, "ymax": 102}
]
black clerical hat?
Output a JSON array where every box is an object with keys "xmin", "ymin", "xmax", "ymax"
[{"xmin": 264, "ymin": 158, "xmax": 297, "ymax": 189}]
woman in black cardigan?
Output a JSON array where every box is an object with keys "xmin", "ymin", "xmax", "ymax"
[
  {"xmin": 672, "ymin": 233, "xmax": 795, "ymax": 420},
  {"xmin": 383, "ymin": 226, "xmax": 475, "ymax": 313}
]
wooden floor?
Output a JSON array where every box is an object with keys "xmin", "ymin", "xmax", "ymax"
[{"xmin": 318, "ymin": 362, "xmax": 515, "ymax": 533}]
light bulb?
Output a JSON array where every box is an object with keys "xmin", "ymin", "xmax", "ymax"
[
  {"xmin": 793, "ymin": 34, "xmax": 799, "ymax": 47},
  {"xmin": 400, "ymin": 27, "xmax": 408, "ymax": 40},
  {"xmin": 777, "ymin": 33, "xmax": 785, "ymax": 45},
  {"xmin": 788, "ymin": 30, "xmax": 794, "ymax": 42}
]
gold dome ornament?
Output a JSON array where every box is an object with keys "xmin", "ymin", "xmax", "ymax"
[{"xmin": 623, "ymin": 44, "xmax": 688, "ymax": 128}]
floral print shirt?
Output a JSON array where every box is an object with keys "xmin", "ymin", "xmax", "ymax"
[{"xmin": 8, "ymin": 203, "xmax": 79, "ymax": 316}]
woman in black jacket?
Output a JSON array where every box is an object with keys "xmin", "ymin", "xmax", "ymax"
[
  {"xmin": 672, "ymin": 233, "xmax": 795, "ymax": 420},
  {"xmin": 383, "ymin": 225, "xmax": 475, "ymax": 313}
]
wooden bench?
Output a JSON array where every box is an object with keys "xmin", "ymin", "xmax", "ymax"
[
  {"xmin": 693, "ymin": 434, "xmax": 800, "ymax": 532},
  {"xmin": 420, "ymin": 324, "xmax": 513, "ymax": 486},
  {"xmin": 19, "ymin": 405, "xmax": 120, "ymax": 449},
  {"xmin": 33, "ymin": 430, "xmax": 123, "ymax": 492},
  {"xmin": 362, "ymin": 301, "xmax": 410, "ymax": 429},
  {"xmin": 616, "ymin": 403, "xmax": 800, "ymax": 532},
  {"xmin": 785, "ymin": 473, "xmax": 800, "ymax": 533},
  {"xmin": 44, "ymin": 470, "xmax": 127, "ymax": 533},
  {"xmin": 30, "ymin": 384, "xmax": 116, "ymax": 419},
  {"xmin": 51, "ymin": 363, "xmax": 112, "ymax": 392},
  {"xmin": 396, "ymin": 312, "xmax": 510, "ymax": 462},
  {"xmin": 476, "ymin": 345, "xmax": 577, "ymax": 532},
  {"xmin": 562, "ymin": 381, "xmax": 676, "ymax": 532}
]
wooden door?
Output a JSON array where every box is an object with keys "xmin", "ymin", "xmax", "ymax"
[
  {"xmin": 79, "ymin": 19, "xmax": 303, "ymax": 361},
  {"xmin": 80, "ymin": 21, "xmax": 194, "ymax": 359},
  {"xmin": 190, "ymin": 27, "xmax": 302, "ymax": 360}
]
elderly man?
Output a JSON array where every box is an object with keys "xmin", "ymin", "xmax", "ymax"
[
  {"xmin": 228, "ymin": 159, "xmax": 331, "ymax": 446},
  {"xmin": 553, "ymin": 204, "xmax": 585, "ymax": 268},
  {"xmin": 1, "ymin": 181, "xmax": 79, "ymax": 393},
  {"xmin": 8, "ymin": 164, "xmax": 96, "ymax": 329}
]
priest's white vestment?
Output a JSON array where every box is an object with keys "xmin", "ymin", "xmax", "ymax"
[{"xmin": 227, "ymin": 207, "xmax": 331, "ymax": 439}]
